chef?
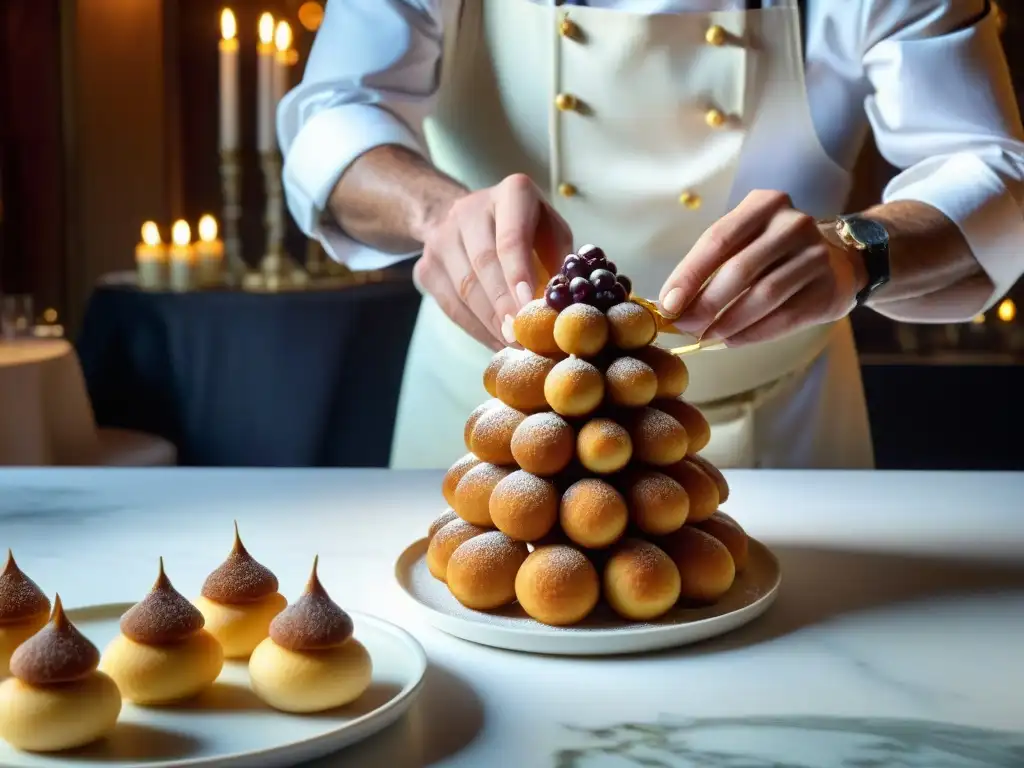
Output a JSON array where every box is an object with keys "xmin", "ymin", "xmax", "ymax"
[{"xmin": 278, "ymin": 0, "xmax": 1024, "ymax": 470}]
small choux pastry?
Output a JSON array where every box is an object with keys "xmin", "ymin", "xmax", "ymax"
[
  {"xmin": 193, "ymin": 523, "xmax": 287, "ymax": 659},
  {"xmin": 453, "ymin": 462, "xmax": 511, "ymax": 526},
  {"xmin": 464, "ymin": 399, "xmax": 500, "ymax": 450},
  {"xmin": 513, "ymin": 299, "xmax": 562, "ymax": 357},
  {"xmin": 606, "ymin": 301, "xmax": 657, "ymax": 349},
  {"xmin": 696, "ymin": 512, "xmax": 749, "ymax": 572},
  {"xmin": 654, "ymin": 398, "xmax": 711, "ymax": 454},
  {"xmin": 662, "ymin": 526, "xmax": 736, "ymax": 602},
  {"xmin": 603, "ymin": 539, "xmax": 681, "ymax": 621},
  {"xmin": 605, "ymin": 356, "xmax": 658, "ymax": 407},
  {"xmin": 428, "ymin": 509, "xmax": 459, "ymax": 540},
  {"xmin": 634, "ymin": 346, "xmax": 689, "ymax": 398},
  {"xmin": 101, "ymin": 558, "xmax": 223, "ymax": 705},
  {"xmin": 577, "ymin": 418, "xmax": 633, "ymax": 474},
  {"xmin": 510, "ymin": 412, "xmax": 575, "ymax": 477},
  {"xmin": 249, "ymin": 557, "xmax": 372, "ymax": 713},
  {"xmin": 469, "ymin": 404, "xmax": 526, "ymax": 465},
  {"xmin": 544, "ymin": 357, "xmax": 605, "ymax": 417},
  {"xmin": 483, "ymin": 349, "xmax": 516, "ymax": 398},
  {"xmin": 427, "ymin": 519, "xmax": 489, "ymax": 581},
  {"xmin": 0, "ymin": 550, "xmax": 51, "ymax": 678},
  {"xmin": 0, "ymin": 596, "xmax": 121, "ymax": 752},
  {"xmin": 663, "ymin": 458, "xmax": 720, "ymax": 523},
  {"xmin": 559, "ymin": 478, "xmax": 628, "ymax": 549},
  {"xmin": 515, "ymin": 545, "xmax": 600, "ymax": 626},
  {"xmin": 443, "ymin": 453, "xmax": 482, "ymax": 507},
  {"xmin": 626, "ymin": 470, "xmax": 689, "ymax": 535},
  {"xmin": 688, "ymin": 454, "xmax": 730, "ymax": 503},
  {"xmin": 446, "ymin": 531, "xmax": 529, "ymax": 610},
  {"xmin": 489, "ymin": 470, "xmax": 559, "ymax": 542},
  {"xmin": 629, "ymin": 407, "xmax": 689, "ymax": 466},
  {"xmin": 496, "ymin": 351, "xmax": 557, "ymax": 412},
  {"xmin": 553, "ymin": 304, "xmax": 609, "ymax": 357}
]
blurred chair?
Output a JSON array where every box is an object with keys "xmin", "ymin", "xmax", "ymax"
[{"xmin": 0, "ymin": 339, "xmax": 175, "ymax": 466}]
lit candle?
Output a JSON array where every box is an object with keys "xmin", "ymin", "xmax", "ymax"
[
  {"xmin": 273, "ymin": 21, "xmax": 293, "ymax": 107},
  {"xmin": 135, "ymin": 221, "xmax": 168, "ymax": 290},
  {"xmin": 257, "ymin": 12, "xmax": 276, "ymax": 153},
  {"xmin": 169, "ymin": 219, "xmax": 196, "ymax": 292},
  {"xmin": 196, "ymin": 214, "xmax": 225, "ymax": 287},
  {"xmin": 219, "ymin": 9, "xmax": 240, "ymax": 152}
]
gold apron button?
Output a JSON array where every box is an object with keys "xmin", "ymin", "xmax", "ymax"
[
  {"xmin": 679, "ymin": 192, "xmax": 702, "ymax": 210},
  {"xmin": 558, "ymin": 182, "xmax": 578, "ymax": 198},
  {"xmin": 559, "ymin": 17, "xmax": 579, "ymax": 39},
  {"xmin": 705, "ymin": 108, "xmax": 726, "ymax": 128},
  {"xmin": 705, "ymin": 25, "xmax": 727, "ymax": 46},
  {"xmin": 555, "ymin": 93, "xmax": 578, "ymax": 112}
]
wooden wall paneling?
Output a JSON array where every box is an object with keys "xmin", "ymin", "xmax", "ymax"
[{"xmin": 0, "ymin": 0, "xmax": 66, "ymax": 320}]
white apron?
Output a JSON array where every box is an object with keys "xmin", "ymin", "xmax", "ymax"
[{"xmin": 390, "ymin": 0, "xmax": 874, "ymax": 470}]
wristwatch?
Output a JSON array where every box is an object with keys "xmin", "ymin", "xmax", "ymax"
[{"xmin": 834, "ymin": 214, "xmax": 891, "ymax": 305}]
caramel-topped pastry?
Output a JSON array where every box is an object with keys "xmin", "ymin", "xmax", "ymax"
[
  {"xmin": 10, "ymin": 596, "xmax": 99, "ymax": 686},
  {"xmin": 101, "ymin": 558, "xmax": 223, "ymax": 705},
  {"xmin": 0, "ymin": 595, "xmax": 122, "ymax": 752},
  {"xmin": 249, "ymin": 556, "xmax": 373, "ymax": 713},
  {"xmin": 0, "ymin": 550, "xmax": 51, "ymax": 677},
  {"xmin": 120, "ymin": 558, "xmax": 205, "ymax": 645},
  {"xmin": 193, "ymin": 523, "xmax": 287, "ymax": 659},
  {"xmin": 268, "ymin": 556, "xmax": 353, "ymax": 651}
]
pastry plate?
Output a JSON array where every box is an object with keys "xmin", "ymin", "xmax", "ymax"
[
  {"xmin": 0, "ymin": 604, "xmax": 427, "ymax": 768},
  {"xmin": 395, "ymin": 537, "xmax": 781, "ymax": 656}
]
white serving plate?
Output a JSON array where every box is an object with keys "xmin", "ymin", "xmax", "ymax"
[
  {"xmin": 0, "ymin": 604, "xmax": 427, "ymax": 768},
  {"xmin": 396, "ymin": 537, "xmax": 781, "ymax": 656}
]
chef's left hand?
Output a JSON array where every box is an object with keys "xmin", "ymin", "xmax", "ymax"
[{"xmin": 658, "ymin": 190, "xmax": 866, "ymax": 346}]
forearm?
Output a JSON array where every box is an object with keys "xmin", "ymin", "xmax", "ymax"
[
  {"xmin": 327, "ymin": 144, "xmax": 467, "ymax": 255},
  {"xmin": 856, "ymin": 200, "xmax": 993, "ymax": 316}
]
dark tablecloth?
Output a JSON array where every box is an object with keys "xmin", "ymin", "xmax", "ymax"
[{"xmin": 76, "ymin": 278, "xmax": 421, "ymax": 467}]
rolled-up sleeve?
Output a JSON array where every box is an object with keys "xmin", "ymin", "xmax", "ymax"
[
  {"xmin": 277, "ymin": 0, "xmax": 444, "ymax": 269},
  {"xmin": 860, "ymin": 1, "xmax": 1024, "ymax": 320}
]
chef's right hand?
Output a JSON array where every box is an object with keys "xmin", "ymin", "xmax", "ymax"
[{"xmin": 413, "ymin": 174, "xmax": 573, "ymax": 350}]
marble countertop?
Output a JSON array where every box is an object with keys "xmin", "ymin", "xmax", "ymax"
[{"xmin": 1, "ymin": 468, "xmax": 1022, "ymax": 768}]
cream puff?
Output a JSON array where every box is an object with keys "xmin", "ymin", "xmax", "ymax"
[
  {"xmin": 606, "ymin": 301, "xmax": 657, "ymax": 349},
  {"xmin": 428, "ymin": 509, "xmax": 459, "ymax": 540},
  {"xmin": 0, "ymin": 550, "xmax": 51, "ymax": 678},
  {"xmin": 101, "ymin": 558, "xmax": 223, "ymax": 705},
  {"xmin": 559, "ymin": 478, "xmax": 628, "ymax": 549},
  {"xmin": 496, "ymin": 351, "xmax": 557, "ymax": 413},
  {"xmin": 662, "ymin": 526, "xmax": 736, "ymax": 602},
  {"xmin": 577, "ymin": 418, "xmax": 633, "ymax": 474},
  {"xmin": 193, "ymin": 523, "xmax": 287, "ymax": 659},
  {"xmin": 488, "ymin": 470, "xmax": 559, "ymax": 542},
  {"xmin": 513, "ymin": 299, "xmax": 562, "ymax": 357},
  {"xmin": 0, "ymin": 595, "xmax": 121, "ymax": 752},
  {"xmin": 603, "ymin": 539, "xmax": 681, "ymax": 621},
  {"xmin": 544, "ymin": 357, "xmax": 605, "ymax": 417},
  {"xmin": 249, "ymin": 557, "xmax": 372, "ymax": 713},
  {"xmin": 446, "ymin": 531, "xmax": 529, "ymax": 610},
  {"xmin": 515, "ymin": 545, "xmax": 599, "ymax": 626},
  {"xmin": 553, "ymin": 304, "xmax": 609, "ymax": 357},
  {"xmin": 510, "ymin": 412, "xmax": 575, "ymax": 477}
]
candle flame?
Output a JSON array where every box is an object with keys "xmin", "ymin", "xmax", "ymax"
[
  {"xmin": 141, "ymin": 221, "xmax": 161, "ymax": 246},
  {"xmin": 274, "ymin": 20, "xmax": 292, "ymax": 53},
  {"xmin": 220, "ymin": 8, "xmax": 237, "ymax": 41},
  {"xmin": 171, "ymin": 220, "xmax": 191, "ymax": 247},
  {"xmin": 198, "ymin": 214, "xmax": 218, "ymax": 243},
  {"xmin": 998, "ymin": 298, "xmax": 1016, "ymax": 323},
  {"xmin": 258, "ymin": 12, "xmax": 275, "ymax": 45}
]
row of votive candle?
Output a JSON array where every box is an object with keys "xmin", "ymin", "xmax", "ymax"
[{"xmin": 135, "ymin": 217, "xmax": 225, "ymax": 292}]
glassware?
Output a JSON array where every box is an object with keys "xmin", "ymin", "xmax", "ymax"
[{"xmin": 0, "ymin": 294, "xmax": 34, "ymax": 340}]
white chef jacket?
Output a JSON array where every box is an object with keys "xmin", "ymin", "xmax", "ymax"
[{"xmin": 279, "ymin": 0, "xmax": 1024, "ymax": 323}]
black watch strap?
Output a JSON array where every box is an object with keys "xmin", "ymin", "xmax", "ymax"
[{"xmin": 836, "ymin": 215, "xmax": 891, "ymax": 305}]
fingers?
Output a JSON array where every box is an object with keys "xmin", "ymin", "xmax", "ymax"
[
  {"xmin": 535, "ymin": 203, "xmax": 575, "ymax": 277},
  {"xmin": 701, "ymin": 243, "xmax": 830, "ymax": 341},
  {"xmin": 673, "ymin": 209, "xmax": 823, "ymax": 335},
  {"xmin": 453, "ymin": 202, "xmax": 520, "ymax": 334},
  {"xmin": 493, "ymin": 174, "xmax": 545, "ymax": 308},
  {"xmin": 414, "ymin": 253, "xmax": 504, "ymax": 351},
  {"xmin": 716, "ymin": 275, "xmax": 835, "ymax": 348},
  {"xmin": 659, "ymin": 190, "xmax": 792, "ymax": 316}
]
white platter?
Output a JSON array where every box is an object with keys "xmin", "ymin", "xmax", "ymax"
[
  {"xmin": 0, "ymin": 604, "xmax": 427, "ymax": 768},
  {"xmin": 396, "ymin": 537, "xmax": 781, "ymax": 656}
]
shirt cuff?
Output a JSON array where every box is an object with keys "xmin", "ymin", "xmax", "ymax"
[
  {"xmin": 880, "ymin": 150, "xmax": 1024, "ymax": 320},
  {"xmin": 282, "ymin": 103, "xmax": 425, "ymax": 270}
]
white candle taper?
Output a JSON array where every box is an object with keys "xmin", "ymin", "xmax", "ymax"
[
  {"xmin": 219, "ymin": 9, "xmax": 240, "ymax": 151},
  {"xmin": 256, "ymin": 12, "xmax": 276, "ymax": 153}
]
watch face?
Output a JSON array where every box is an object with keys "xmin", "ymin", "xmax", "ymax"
[{"xmin": 846, "ymin": 217, "xmax": 889, "ymax": 249}]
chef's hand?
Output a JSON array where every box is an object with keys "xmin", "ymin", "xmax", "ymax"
[
  {"xmin": 659, "ymin": 190, "xmax": 866, "ymax": 347},
  {"xmin": 412, "ymin": 174, "xmax": 573, "ymax": 351}
]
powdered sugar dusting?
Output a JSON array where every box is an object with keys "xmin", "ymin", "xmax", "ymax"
[
  {"xmin": 495, "ymin": 469, "xmax": 555, "ymax": 505},
  {"xmin": 613, "ymin": 538, "xmax": 671, "ymax": 575},
  {"xmin": 631, "ymin": 408, "xmax": 687, "ymax": 453},
  {"xmin": 473, "ymin": 405, "xmax": 526, "ymax": 445},
  {"xmin": 631, "ymin": 471, "xmax": 684, "ymax": 505},
  {"xmin": 433, "ymin": 518, "xmax": 489, "ymax": 549},
  {"xmin": 428, "ymin": 509, "xmax": 459, "ymax": 539},
  {"xmin": 496, "ymin": 353, "xmax": 556, "ymax": 410},
  {"xmin": 514, "ymin": 412, "xmax": 570, "ymax": 442},
  {"xmin": 453, "ymin": 530, "xmax": 528, "ymax": 564},
  {"xmin": 606, "ymin": 356, "xmax": 654, "ymax": 382},
  {"xmin": 580, "ymin": 417, "xmax": 630, "ymax": 444}
]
